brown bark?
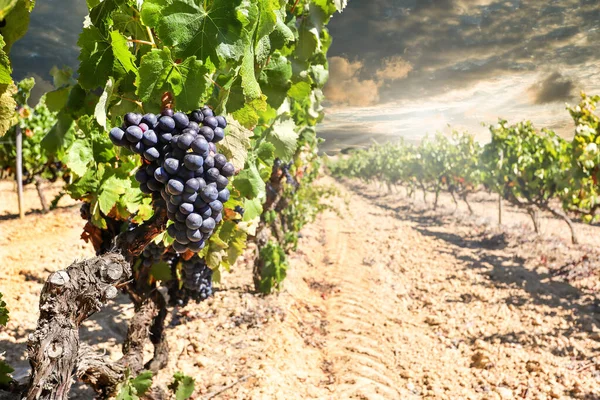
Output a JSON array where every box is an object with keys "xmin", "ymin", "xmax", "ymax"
[{"xmin": 34, "ymin": 176, "xmax": 48, "ymax": 213}]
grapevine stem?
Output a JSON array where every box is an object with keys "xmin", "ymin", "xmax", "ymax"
[
  {"xmin": 128, "ymin": 39, "xmax": 156, "ymax": 47},
  {"xmin": 146, "ymin": 26, "xmax": 156, "ymax": 47},
  {"xmin": 290, "ymin": 0, "xmax": 301, "ymax": 14},
  {"xmin": 206, "ymin": 75, "xmax": 224, "ymax": 91}
]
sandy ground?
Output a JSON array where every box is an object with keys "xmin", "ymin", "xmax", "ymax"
[{"xmin": 1, "ymin": 177, "xmax": 600, "ymax": 399}]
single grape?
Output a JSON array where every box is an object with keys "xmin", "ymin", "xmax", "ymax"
[
  {"xmin": 167, "ymin": 179, "xmax": 184, "ymax": 195},
  {"xmin": 218, "ymin": 188, "xmax": 230, "ymax": 203},
  {"xmin": 164, "ymin": 158, "xmax": 179, "ymax": 175},
  {"xmin": 214, "ymin": 154, "xmax": 227, "ymax": 169},
  {"xmin": 173, "ymin": 241, "xmax": 188, "ymax": 254},
  {"xmin": 204, "ymin": 155, "xmax": 215, "ymax": 169},
  {"xmin": 154, "ymin": 167, "xmax": 170, "ymax": 184},
  {"xmin": 187, "ymin": 229, "xmax": 203, "ymax": 242},
  {"xmin": 124, "ymin": 112, "xmax": 142, "ymax": 127},
  {"xmin": 175, "ymin": 211, "xmax": 187, "ymax": 222},
  {"xmin": 167, "ymin": 224, "xmax": 178, "ymax": 239},
  {"xmin": 170, "ymin": 194, "xmax": 183, "ymax": 205},
  {"xmin": 213, "ymin": 127, "xmax": 225, "ymax": 142},
  {"xmin": 172, "ymin": 148, "xmax": 186, "ymax": 160},
  {"xmin": 173, "ymin": 112, "xmax": 190, "ymax": 129},
  {"xmin": 200, "ymin": 217, "xmax": 216, "ymax": 233},
  {"xmin": 130, "ymin": 141, "xmax": 145, "ymax": 154},
  {"xmin": 189, "ymin": 110, "xmax": 204, "ymax": 123},
  {"xmin": 185, "ymin": 178, "xmax": 203, "ymax": 193},
  {"xmin": 109, "ymin": 127, "xmax": 125, "ymax": 145},
  {"xmin": 159, "ymin": 132, "xmax": 172, "ymax": 144},
  {"xmin": 201, "ymin": 107, "xmax": 214, "ymax": 117},
  {"xmin": 182, "ymin": 191, "xmax": 198, "ymax": 203},
  {"xmin": 147, "ymin": 178, "xmax": 162, "ymax": 192},
  {"xmin": 199, "ymin": 126, "xmax": 214, "ymax": 142},
  {"xmin": 141, "ymin": 113, "xmax": 158, "ymax": 128},
  {"xmin": 143, "ymin": 147, "xmax": 160, "ymax": 161},
  {"xmin": 197, "ymin": 205, "xmax": 212, "ymax": 219},
  {"xmin": 175, "ymin": 230, "xmax": 190, "ymax": 245},
  {"xmin": 142, "ymin": 130, "xmax": 158, "ymax": 146},
  {"xmin": 166, "ymin": 202, "xmax": 178, "ymax": 213},
  {"xmin": 140, "ymin": 183, "xmax": 151, "ymax": 194},
  {"xmin": 186, "ymin": 213, "xmax": 203, "ymax": 230},
  {"xmin": 200, "ymin": 184, "xmax": 219, "ymax": 202},
  {"xmin": 138, "ymin": 123, "xmax": 149, "ymax": 133},
  {"xmin": 174, "ymin": 221, "xmax": 187, "ymax": 231},
  {"xmin": 162, "ymin": 108, "xmax": 175, "ymax": 117},
  {"xmin": 187, "ymin": 240, "xmax": 205, "ymax": 252},
  {"xmin": 178, "ymin": 133, "xmax": 195, "ymax": 150},
  {"xmin": 209, "ymin": 200, "xmax": 223, "ymax": 213},
  {"xmin": 158, "ymin": 116, "xmax": 176, "ymax": 132},
  {"xmin": 205, "ymin": 167, "xmax": 220, "ymax": 182},
  {"xmin": 125, "ymin": 126, "xmax": 143, "ymax": 142},
  {"xmin": 221, "ymin": 162, "xmax": 235, "ymax": 177},
  {"xmin": 179, "ymin": 202, "xmax": 194, "ymax": 215},
  {"xmin": 191, "ymin": 137, "xmax": 209, "ymax": 157},
  {"xmin": 188, "ymin": 121, "xmax": 200, "ymax": 132},
  {"xmin": 135, "ymin": 168, "xmax": 148, "ymax": 184},
  {"xmin": 208, "ymin": 142, "xmax": 217, "ymax": 154},
  {"xmin": 216, "ymin": 175, "xmax": 229, "ymax": 190},
  {"xmin": 203, "ymin": 116, "xmax": 218, "ymax": 130},
  {"xmin": 215, "ymin": 115, "xmax": 227, "ymax": 129},
  {"xmin": 184, "ymin": 154, "xmax": 203, "ymax": 170}
]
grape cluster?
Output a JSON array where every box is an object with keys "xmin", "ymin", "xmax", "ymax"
[
  {"xmin": 109, "ymin": 106, "xmax": 234, "ymax": 253},
  {"xmin": 182, "ymin": 256, "xmax": 213, "ymax": 300},
  {"xmin": 141, "ymin": 242, "xmax": 166, "ymax": 268}
]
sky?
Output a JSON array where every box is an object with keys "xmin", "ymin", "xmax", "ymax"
[
  {"xmin": 319, "ymin": 0, "xmax": 600, "ymax": 152},
  {"xmin": 9, "ymin": 0, "xmax": 600, "ymax": 153}
]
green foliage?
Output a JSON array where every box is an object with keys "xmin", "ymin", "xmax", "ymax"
[
  {"xmin": 258, "ymin": 241, "xmax": 288, "ymax": 293},
  {"xmin": 0, "ymin": 292, "xmax": 8, "ymax": 326},
  {"xmin": 168, "ymin": 372, "xmax": 195, "ymax": 400},
  {"xmin": 116, "ymin": 370, "xmax": 153, "ymax": 400},
  {"xmin": 0, "ymin": 360, "xmax": 13, "ymax": 387}
]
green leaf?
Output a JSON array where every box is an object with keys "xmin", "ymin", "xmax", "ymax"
[
  {"xmin": 0, "ymin": 292, "xmax": 8, "ymax": 326},
  {"xmin": 259, "ymin": 53, "xmax": 292, "ymax": 108},
  {"xmin": 169, "ymin": 372, "xmax": 195, "ymax": 400},
  {"xmin": 110, "ymin": 30, "xmax": 137, "ymax": 74},
  {"xmin": 0, "ymin": 83, "xmax": 16, "ymax": 136},
  {"xmin": 131, "ymin": 370, "xmax": 153, "ymax": 395},
  {"xmin": 94, "ymin": 78, "xmax": 114, "ymax": 129},
  {"xmin": 150, "ymin": 261, "xmax": 172, "ymax": 281},
  {"xmin": 243, "ymin": 197, "xmax": 262, "ymax": 221},
  {"xmin": 77, "ymin": 26, "xmax": 114, "ymax": 90},
  {"xmin": 1, "ymin": 0, "xmax": 33, "ymax": 53},
  {"xmin": 0, "ymin": 36, "xmax": 11, "ymax": 84},
  {"xmin": 231, "ymin": 95, "xmax": 267, "ymax": 129},
  {"xmin": 219, "ymin": 117, "xmax": 252, "ymax": 170},
  {"xmin": 144, "ymin": 0, "xmax": 245, "ymax": 63},
  {"xmin": 0, "ymin": 360, "xmax": 14, "ymax": 387},
  {"xmin": 98, "ymin": 173, "xmax": 131, "ymax": 214},
  {"xmin": 234, "ymin": 161, "xmax": 265, "ymax": 200},
  {"xmin": 265, "ymin": 117, "xmax": 298, "ymax": 162},
  {"xmin": 287, "ymin": 81, "xmax": 311, "ymax": 101},
  {"xmin": 45, "ymin": 87, "xmax": 70, "ymax": 112},
  {"xmin": 64, "ymin": 140, "xmax": 94, "ymax": 177},
  {"xmin": 41, "ymin": 111, "xmax": 74, "ymax": 154}
]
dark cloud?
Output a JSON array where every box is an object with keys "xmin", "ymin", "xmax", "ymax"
[
  {"xmin": 327, "ymin": 0, "xmax": 600, "ymax": 103},
  {"xmin": 528, "ymin": 72, "xmax": 578, "ymax": 105}
]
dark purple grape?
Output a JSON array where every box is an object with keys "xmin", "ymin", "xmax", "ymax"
[
  {"xmin": 179, "ymin": 202, "xmax": 194, "ymax": 215},
  {"xmin": 170, "ymin": 195, "xmax": 183, "ymax": 205},
  {"xmin": 135, "ymin": 168, "xmax": 148, "ymax": 184},
  {"xmin": 205, "ymin": 167, "xmax": 220, "ymax": 182},
  {"xmin": 188, "ymin": 121, "xmax": 199, "ymax": 132},
  {"xmin": 177, "ymin": 168, "xmax": 195, "ymax": 180},
  {"xmin": 172, "ymin": 147, "xmax": 186, "ymax": 160},
  {"xmin": 216, "ymin": 175, "xmax": 229, "ymax": 190},
  {"xmin": 200, "ymin": 184, "xmax": 218, "ymax": 202},
  {"xmin": 159, "ymin": 132, "xmax": 172, "ymax": 144},
  {"xmin": 167, "ymin": 224, "xmax": 177, "ymax": 238},
  {"xmin": 154, "ymin": 167, "xmax": 169, "ymax": 184},
  {"xmin": 173, "ymin": 112, "xmax": 190, "ymax": 129},
  {"xmin": 167, "ymin": 179, "xmax": 184, "ymax": 195},
  {"xmin": 143, "ymin": 147, "xmax": 160, "ymax": 161},
  {"xmin": 178, "ymin": 133, "xmax": 195, "ymax": 150},
  {"xmin": 186, "ymin": 213, "xmax": 202, "ymax": 230},
  {"xmin": 183, "ymin": 154, "xmax": 203, "ymax": 171},
  {"xmin": 200, "ymin": 217, "xmax": 216, "ymax": 233},
  {"xmin": 158, "ymin": 116, "xmax": 176, "ymax": 132},
  {"xmin": 215, "ymin": 115, "xmax": 227, "ymax": 128},
  {"xmin": 203, "ymin": 116, "xmax": 218, "ymax": 130},
  {"xmin": 125, "ymin": 126, "xmax": 143, "ymax": 142},
  {"xmin": 208, "ymin": 142, "xmax": 217, "ymax": 153},
  {"xmin": 187, "ymin": 229, "xmax": 203, "ymax": 242},
  {"xmin": 201, "ymin": 107, "xmax": 214, "ymax": 117},
  {"xmin": 162, "ymin": 108, "xmax": 174, "ymax": 117},
  {"xmin": 197, "ymin": 204, "xmax": 212, "ymax": 219},
  {"xmin": 213, "ymin": 127, "xmax": 224, "ymax": 142},
  {"xmin": 164, "ymin": 158, "xmax": 179, "ymax": 175},
  {"xmin": 189, "ymin": 110, "xmax": 204, "ymax": 123},
  {"xmin": 173, "ymin": 241, "xmax": 188, "ymax": 253},
  {"xmin": 175, "ymin": 221, "xmax": 186, "ymax": 231},
  {"xmin": 209, "ymin": 200, "xmax": 223, "ymax": 213},
  {"xmin": 141, "ymin": 113, "xmax": 158, "ymax": 128},
  {"xmin": 124, "ymin": 112, "xmax": 142, "ymax": 127},
  {"xmin": 182, "ymin": 191, "xmax": 198, "ymax": 203},
  {"xmin": 140, "ymin": 183, "xmax": 151, "ymax": 194},
  {"xmin": 213, "ymin": 154, "xmax": 227, "ymax": 169},
  {"xmin": 142, "ymin": 130, "xmax": 158, "ymax": 146},
  {"xmin": 146, "ymin": 164, "xmax": 157, "ymax": 176},
  {"xmin": 109, "ymin": 127, "xmax": 125, "ymax": 145},
  {"xmin": 185, "ymin": 178, "xmax": 203, "ymax": 193},
  {"xmin": 130, "ymin": 141, "xmax": 145, "ymax": 154},
  {"xmin": 160, "ymin": 189, "xmax": 169, "ymax": 202},
  {"xmin": 147, "ymin": 178, "xmax": 162, "ymax": 192},
  {"xmin": 175, "ymin": 211, "xmax": 187, "ymax": 222},
  {"xmin": 175, "ymin": 229, "xmax": 190, "ymax": 244},
  {"xmin": 187, "ymin": 240, "xmax": 205, "ymax": 252},
  {"xmin": 221, "ymin": 162, "xmax": 235, "ymax": 177},
  {"xmin": 167, "ymin": 210, "xmax": 177, "ymax": 220},
  {"xmin": 218, "ymin": 188, "xmax": 230, "ymax": 203},
  {"xmin": 167, "ymin": 201, "xmax": 179, "ymax": 212},
  {"xmin": 204, "ymin": 155, "xmax": 215, "ymax": 169},
  {"xmin": 191, "ymin": 137, "xmax": 209, "ymax": 156},
  {"xmin": 199, "ymin": 126, "xmax": 214, "ymax": 142},
  {"xmin": 215, "ymin": 213, "xmax": 223, "ymax": 223}
]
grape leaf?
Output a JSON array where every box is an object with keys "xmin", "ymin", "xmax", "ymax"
[
  {"xmin": 0, "ymin": 83, "xmax": 16, "ymax": 136},
  {"xmin": 232, "ymin": 95, "xmax": 267, "ymax": 129},
  {"xmin": 0, "ymin": 0, "xmax": 18, "ymax": 19},
  {"xmin": 169, "ymin": 372, "xmax": 195, "ymax": 400},
  {"xmin": 98, "ymin": 173, "xmax": 131, "ymax": 214},
  {"xmin": 265, "ymin": 116, "xmax": 298, "ymax": 162},
  {"xmin": 150, "ymin": 261, "xmax": 172, "ymax": 282},
  {"xmin": 143, "ymin": 0, "xmax": 245, "ymax": 63},
  {"xmin": 0, "ymin": 292, "xmax": 8, "ymax": 326},
  {"xmin": 45, "ymin": 87, "xmax": 70, "ymax": 112},
  {"xmin": 110, "ymin": 30, "xmax": 137, "ymax": 75},
  {"xmin": 64, "ymin": 140, "xmax": 94, "ymax": 177},
  {"xmin": 0, "ymin": 360, "xmax": 13, "ymax": 386},
  {"xmin": 0, "ymin": 36, "xmax": 11, "ymax": 84},
  {"xmin": 287, "ymin": 81, "xmax": 311, "ymax": 101},
  {"xmin": 259, "ymin": 53, "xmax": 292, "ymax": 108},
  {"xmin": 219, "ymin": 117, "xmax": 252, "ymax": 170},
  {"xmin": 94, "ymin": 78, "xmax": 114, "ymax": 129},
  {"xmin": 136, "ymin": 47, "xmax": 212, "ymax": 112},
  {"xmin": 1, "ymin": 0, "xmax": 33, "ymax": 53},
  {"xmin": 233, "ymin": 161, "xmax": 265, "ymax": 200}
]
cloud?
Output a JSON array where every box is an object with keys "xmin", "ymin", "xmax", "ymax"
[
  {"xmin": 527, "ymin": 72, "xmax": 578, "ymax": 104},
  {"xmin": 324, "ymin": 56, "xmax": 381, "ymax": 106},
  {"xmin": 375, "ymin": 56, "xmax": 413, "ymax": 80}
]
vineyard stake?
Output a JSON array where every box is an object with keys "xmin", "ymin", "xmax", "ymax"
[{"xmin": 16, "ymin": 124, "xmax": 24, "ymax": 219}]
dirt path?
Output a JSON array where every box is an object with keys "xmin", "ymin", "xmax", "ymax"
[{"xmin": 1, "ymin": 178, "xmax": 600, "ymax": 399}]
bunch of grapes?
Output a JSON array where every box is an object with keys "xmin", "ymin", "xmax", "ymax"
[
  {"xmin": 182, "ymin": 256, "xmax": 213, "ymax": 300},
  {"xmin": 108, "ymin": 106, "xmax": 234, "ymax": 253},
  {"xmin": 141, "ymin": 242, "xmax": 166, "ymax": 268}
]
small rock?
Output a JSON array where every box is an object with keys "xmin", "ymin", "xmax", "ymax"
[{"xmin": 495, "ymin": 387, "xmax": 513, "ymax": 399}]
